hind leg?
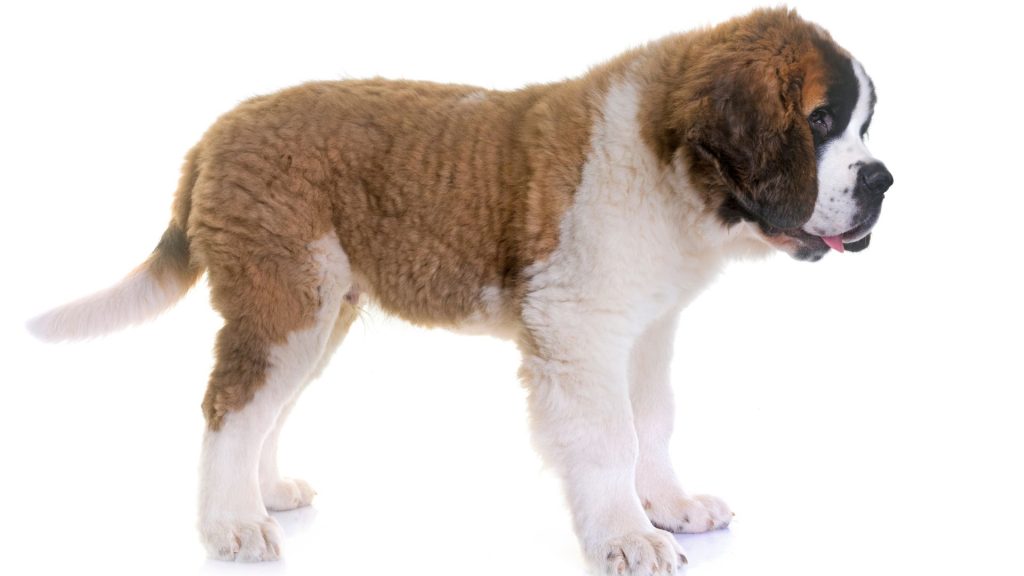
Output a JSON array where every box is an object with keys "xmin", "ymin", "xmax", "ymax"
[
  {"xmin": 198, "ymin": 232, "xmax": 351, "ymax": 561},
  {"xmin": 257, "ymin": 398, "xmax": 317, "ymax": 513},
  {"xmin": 259, "ymin": 301, "xmax": 360, "ymax": 511}
]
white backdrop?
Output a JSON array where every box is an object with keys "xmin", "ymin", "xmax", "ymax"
[{"xmin": 2, "ymin": 1, "xmax": 1021, "ymax": 575}]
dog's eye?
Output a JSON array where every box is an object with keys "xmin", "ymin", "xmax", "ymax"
[{"xmin": 809, "ymin": 107, "xmax": 834, "ymax": 137}]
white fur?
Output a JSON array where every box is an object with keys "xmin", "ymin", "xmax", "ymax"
[
  {"xmin": 26, "ymin": 263, "xmax": 187, "ymax": 342},
  {"xmin": 258, "ymin": 397, "xmax": 317, "ymax": 512},
  {"xmin": 519, "ymin": 74, "xmax": 758, "ymax": 574},
  {"xmin": 804, "ymin": 59, "xmax": 878, "ymax": 237},
  {"xmin": 630, "ymin": 311, "xmax": 734, "ymax": 534},
  {"xmin": 199, "ymin": 232, "xmax": 350, "ymax": 561}
]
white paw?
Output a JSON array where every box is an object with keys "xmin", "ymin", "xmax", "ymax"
[
  {"xmin": 262, "ymin": 477, "xmax": 316, "ymax": 511},
  {"xmin": 644, "ymin": 493, "xmax": 733, "ymax": 534},
  {"xmin": 201, "ymin": 515, "xmax": 284, "ymax": 562},
  {"xmin": 692, "ymin": 494, "xmax": 733, "ymax": 528},
  {"xmin": 593, "ymin": 530, "xmax": 687, "ymax": 575}
]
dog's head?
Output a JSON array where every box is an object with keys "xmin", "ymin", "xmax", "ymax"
[{"xmin": 671, "ymin": 9, "xmax": 892, "ymax": 261}]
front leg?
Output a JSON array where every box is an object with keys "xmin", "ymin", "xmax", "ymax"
[
  {"xmin": 520, "ymin": 309, "xmax": 686, "ymax": 575},
  {"xmin": 630, "ymin": 312, "xmax": 733, "ymax": 533}
]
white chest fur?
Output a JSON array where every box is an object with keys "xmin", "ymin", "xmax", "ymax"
[{"xmin": 524, "ymin": 76, "xmax": 768, "ymax": 338}]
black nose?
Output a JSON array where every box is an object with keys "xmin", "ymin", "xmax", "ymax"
[{"xmin": 860, "ymin": 162, "xmax": 894, "ymax": 196}]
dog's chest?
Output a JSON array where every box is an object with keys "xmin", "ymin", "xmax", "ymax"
[
  {"xmin": 583, "ymin": 83, "xmax": 724, "ymax": 302},
  {"xmin": 523, "ymin": 78, "xmax": 728, "ymax": 333}
]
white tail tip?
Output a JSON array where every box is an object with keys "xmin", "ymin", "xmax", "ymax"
[{"xmin": 27, "ymin": 268, "xmax": 186, "ymax": 342}]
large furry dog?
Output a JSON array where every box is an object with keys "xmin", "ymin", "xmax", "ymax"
[{"xmin": 29, "ymin": 8, "xmax": 892, "ymax": 575}]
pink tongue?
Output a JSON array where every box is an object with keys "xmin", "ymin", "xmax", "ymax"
[{"xmin": 821, "ymin": 235, "xmax": 845, "ymax": 252}]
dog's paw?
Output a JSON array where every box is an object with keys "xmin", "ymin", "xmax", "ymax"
[
  {"xmin": 592, "ymin": 529, "xmax": 687, "ymax": 575},
  {"xmin": 201, "ymin": 515, "xmax": 284, "ymax": 562},
  {"xmin": 691, "ymin": 494, "xmax": 733, "ymax": 528},
  {"xmin": 262, "ymin": 477, "xmax": 316, "ymax": 511},
  {"xmin": 644, "ymin": 493, "xmax": 733, "ymax": 534}
]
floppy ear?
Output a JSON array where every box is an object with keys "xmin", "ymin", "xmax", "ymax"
[{"xmin": 676, "ymin": 52, "xmax": 818, "ymax": 231}]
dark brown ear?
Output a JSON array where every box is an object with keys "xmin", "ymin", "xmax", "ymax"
[{"xmin": 676, "ymin": 48, "xmax": 817, "ymax": 230}]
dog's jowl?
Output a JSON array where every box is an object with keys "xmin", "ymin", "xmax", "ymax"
[{"xmin": 29, "ymin": 8, "xmax": 890, "ymax": 575}]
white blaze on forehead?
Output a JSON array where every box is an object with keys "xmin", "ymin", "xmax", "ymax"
[
  {"xmin": 802, "ymin": 59, "xmax": 877, "ymax": 238},
  {"xmin": 849, "ymin": 61, "xmax": 874, "ymax": 134}
]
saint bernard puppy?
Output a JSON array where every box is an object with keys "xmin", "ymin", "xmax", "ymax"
[{"xmin": 29, "ymin": 7, "xmax": 892, "ymax": 575}]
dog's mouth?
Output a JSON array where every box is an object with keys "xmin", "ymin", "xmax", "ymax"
[
  {"xmin": 759, "ymin": 220, "xmax": 875, "ymax": 262},
  {"xmin": 770, "ymin": 203, "xmax": 883, "ymax": 260},
  {"xmin": 720, "ymin": 196, "xmax": 878, "ymax": 261},
  {"xmin": 793, "ymin": 220, "xmax": 874, "ymax": 254}
]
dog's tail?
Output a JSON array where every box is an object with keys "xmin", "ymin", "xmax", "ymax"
[{"xmin": 27, "ymin": 148, "xmax": 204, "ymax": 342}]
